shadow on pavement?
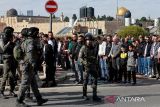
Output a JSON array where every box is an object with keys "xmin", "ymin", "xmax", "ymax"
[{"xmin": 38, "ymin": 91, "xmax": 105, "ymax": 106}]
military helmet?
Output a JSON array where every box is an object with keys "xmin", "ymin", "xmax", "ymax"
[
  {"xmin": 3, "ymin": 26, "xmax": 14, "ymax": 36},
  {"xmin": 21, "ymin": 28, "xmax": 28, "ymax": 37},
  {"xmin": 27, "ymin": 27, "xmax": 39, "ymax": 38},
  {"xmin": 85, "ymin": 33, "xmax": 93, "ymax": 40}
]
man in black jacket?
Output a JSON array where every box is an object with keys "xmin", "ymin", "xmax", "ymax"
[
  {"xmin": 105, "ymin": 35, "xmax": 112, "ymax": 82},
  {"xmin": 42, "ymin": 34, "xmax": 56, "ymax": 87},
  {"xmin": 137, "ymin": 35, "xmax": 146, "ymax": 74},
  {"xmin": 48, "ymin": 31, "xmax": 58, "ymax": 86}
]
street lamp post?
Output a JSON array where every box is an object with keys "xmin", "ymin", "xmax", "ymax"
[
  {"xmin": 117, "ymin": 0, "xmax": 119, "ymax": 14},
  {"xmin": 116, "ymin": 0, "xmax": 119, "ymax": 34}
]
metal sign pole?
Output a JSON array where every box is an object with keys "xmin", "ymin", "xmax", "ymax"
[{"xmin": 50, "ymin": 13, "xmax": 53, "ymax": 32}]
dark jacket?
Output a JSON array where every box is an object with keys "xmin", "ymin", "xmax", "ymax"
[
  {"xmin": 48, "ymin": 38, "xmax": 58, "ymax": 58},
  {"xmin": 120, "ymin": 52, "xmax": 128, "ymax": 66},
  {"xmin": 137, "ymin": 41, "xmax": 145, "ymax": 57},
  {"xmin": 2, "ymin": 37, "xmax": 15, "ymax": 57},
  {"xmin": 70, "ymin": 40, "xmax": 77, "ymax": 59},
  {"xmin": 75, "ymin": 42, "xmax": 83, "ymax": 61},
  {"xmin": 143, "ymin": 42, "xmax": 152, "ymax": 57},
  {"xmin": 106, "ymin": 42, "xmax": 112, "ymax": 56},
  {"xmin": 121, "ymin": 42, "xmax": 129, "ymax": 51},
  {"xmin": 43, "ymin": 44, "xmax": 54, "ymax": 64}
]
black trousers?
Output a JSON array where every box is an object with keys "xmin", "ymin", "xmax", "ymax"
[
  {"xmin": 111, "ymin": 58, "xmax": 120, "ymax": 82},
  {"xmin": 128, "ymin": 71, "xmax": 136, "ymax": 83},
  {"xmin": 45, "ymin": 61, "xmax": 56, "ymax": 85},
  {"xmin": 83, "ymin": 69, "xmax": 98, "ymax": 97},
  {"xmin": 154, "ymin": 58, "xmax": 160, "ymax": 77},
  {"xmin": 119, "ymin": 64, "xmax": 127, "ymax": 82},
  {"xmin": 151, "ymin": 58, "xmax": 157, "ymax": 76}
]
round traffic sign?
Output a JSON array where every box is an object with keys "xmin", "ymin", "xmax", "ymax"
[{"xmin": 45, "ymin": 0, "xmax": 58, "ymax": 14}]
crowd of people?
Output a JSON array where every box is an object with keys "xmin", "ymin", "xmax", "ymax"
[
  {"xmin": 0, "ymin": 26, "xmax": 160, "ymax": 106},
  {"xmin": 57, "ymin": 33, "xmax": 160, "ymax": 84}
]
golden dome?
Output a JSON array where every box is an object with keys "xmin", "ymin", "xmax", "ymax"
[{"xmin": 117, "ymin": 7, "xmax": 128, "ymax": 16}]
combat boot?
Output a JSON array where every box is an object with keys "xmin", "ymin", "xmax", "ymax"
[
  {"xmin": 82, "ymin": 87, "xmax": 89, "ymax": 101},
  {"xmin": 37, "ymin": 98, "xmax": 48, "ymax": 106},
  {"xmin": 16, "ymin": 99, "xmax": 31, "ymax": 107},
  {"xmin": 93, "ymin": 96, "xmax": 101, "ymax": 102},
  {"xmin": 92, "ymin": 88, "xmax": 101, "ymax": 102}
]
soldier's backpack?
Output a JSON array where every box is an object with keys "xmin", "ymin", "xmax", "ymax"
[{"xmin": 13, "ymin": 43, "xmax": 24, "ymax": 61}]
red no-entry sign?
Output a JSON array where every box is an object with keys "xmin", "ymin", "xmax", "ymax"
[{"xmin": 45, "ymin": 0, "xmax": 58, "ymax": 14}]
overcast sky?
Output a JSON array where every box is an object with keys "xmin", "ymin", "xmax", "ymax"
[{"xmin": 0, "ymin": 0, "xmax": 159, "ymax": 19}]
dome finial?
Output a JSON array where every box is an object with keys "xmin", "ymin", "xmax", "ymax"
[
  {"xmin": 117, "ymin": 7, "xmax": 128, "ymax": 16},
  {"xmin": 6, "ymin": 8, "xmax": 18, "ymax": 17}
]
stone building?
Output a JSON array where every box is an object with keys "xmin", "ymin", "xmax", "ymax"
[{"xmin": 0, "ymin": 8, "xmax": 153, "ymax": 36}]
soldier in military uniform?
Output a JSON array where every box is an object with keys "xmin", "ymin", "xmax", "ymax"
[
  {"xmin": 15, "ymin": 28, "xmax": 29, "ymax": 78},
  {"xmin": 17, "ymin": 28, "xmax": 34, "ymax": 101},
  {"xmin": 79, "ymin": 33, "xmax": 101, "ymax": 101},
  {"xmin": 16, "ymin": 27, "xmax": 48, "ymax": 107},
  {"xmin": 0, "ymin": 26, "xmax": 17, "ymax": 98}
]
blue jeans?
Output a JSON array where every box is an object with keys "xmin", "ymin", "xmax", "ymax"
[
  {"xmin": 138, "ymin": 57, "xmax": 145, "ymax": 74},
  {"xmin": 144, "ymin": 57, "xmax": 151, "ymax": 76},
  {"xmin": 75, "ymin": 60, "xmax": 83, "ymax": 82},
  {"xmin": 99, "ymin": 57, "xmax": 109, "ymax": 79},
  {"xmin": 70, "ymin": 58, "xmax": 78, "ymax": 82}
]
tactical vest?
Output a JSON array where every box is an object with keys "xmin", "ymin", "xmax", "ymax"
[
  {"xmin": 83, "ymin": 46, "xmax": 98, "ymax": 65},
  {"xmin": 22, "ymin": 38, "xmax": 38, "ymax": 63}
]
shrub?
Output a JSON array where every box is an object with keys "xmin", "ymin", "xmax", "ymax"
[{"xmin": 117, "ymin": 25, "xmax": 149, "ymax": 38}]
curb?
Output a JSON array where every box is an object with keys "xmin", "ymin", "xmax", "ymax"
[
  {"xmin": 1, "ymin": 69, "xmax": 69, "ymax": 91},
  {"xmin": 136, "ymin": 74, "xmax": 155, "ymax": 80}
]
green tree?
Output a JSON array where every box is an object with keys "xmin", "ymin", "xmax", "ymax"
[
  {"xmin": 140, "ymin": 17, "xmax": 147, "ymax": 22},
  {"xmin": 117, "ymin": 26, "xmax": 149, "ymax": 38},
  {"xmin": 106, "ymin": 16, "xmax": 114, "ymax": 21},
  {"xmin": 101, "ymin": 15, "xmax": 107, "ymax": 20},
  {"xmin": 72, "ymin": 14, "xmax": 77, "ymax": 21},
  {"xmin": 64, "ymin": 16, "xmax": 69, "ymax": 22}
]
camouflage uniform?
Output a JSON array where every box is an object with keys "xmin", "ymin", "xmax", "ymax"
[
  {"xmin": 79, "ymin": 45, "xmax": 100, "ymax": 100},
  {"xmin": 0, "ymin": 41, "xmax": 16, "ymax": 93},
  {"xmin": 0, "ymin": 29, "xmax": 17, "ymax": 97},
  {"xmin": 17, "ymin": 34, "xmax": 47, "ymax": 106}
]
